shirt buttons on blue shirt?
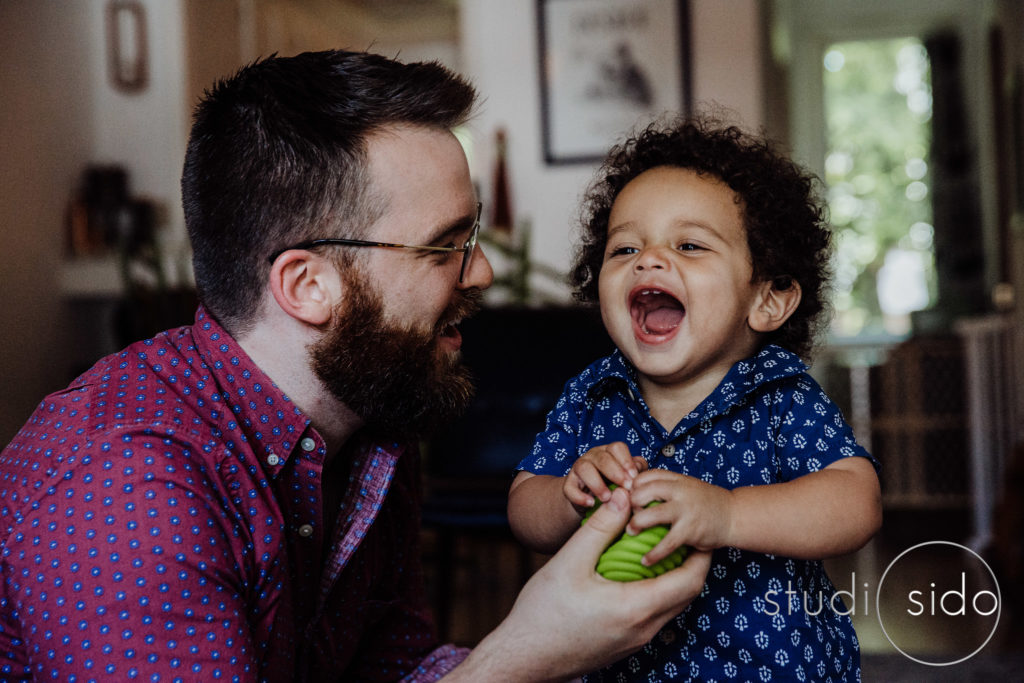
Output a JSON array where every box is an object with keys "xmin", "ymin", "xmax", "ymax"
[
  {"xmin": 298, "ymin": 524, "xmax": 314, "ymax": 537},
  {"xmin": 300, "ymin": 437, "xmax": 316, "ymax": 452},
  {"xmin": 661, "ymin": 443, "xmax": 676, "ymax": 457},
  {"xmin": 266, "ymin": 453, "xmax": 280, "ymax": 466}
]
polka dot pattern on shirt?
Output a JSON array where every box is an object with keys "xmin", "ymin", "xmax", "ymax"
[{"xmin": 1, "ymin": 307, "xmax": 466, "ymax": 682}]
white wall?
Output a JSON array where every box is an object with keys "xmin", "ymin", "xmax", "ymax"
[
  {"xmin": 460, "ymin": 0, "xmax": 765, "ymax": 301},
  {"xmin": 0, "ymin": 0, "xmax": 189, "ymax": 443},
  {"xmin": 0, "ymin": 1, "xmax": 96, "ymax": 442},
  {"xmin": 88, "ymin": 0, "xmax": 190, "ymax": 278}
]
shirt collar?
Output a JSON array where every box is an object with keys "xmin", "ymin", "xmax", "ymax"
[
  {"xmin": 712, "ymin": 344, "xmax": 808, "ymax": 413},
  {"xmin": 189, "ymin": 305, "xmax": 312, "ymax": 474},
  {"xmin": 587, "ymin": 350, "xmax": 642, "ymax": 400},
  {"xmin": 587, "ymin": 344, "xmax": 807, "ymax": 416}
]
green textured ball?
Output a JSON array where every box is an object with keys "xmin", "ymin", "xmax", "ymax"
[{"xmin": 582, "ymin": 487, "xmax": 689, "ymax": 581}]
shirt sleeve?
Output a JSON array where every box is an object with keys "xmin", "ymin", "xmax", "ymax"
[
  {"xmin": 3, "ymin": 430, "xmax": 260, "ymax": 682},
  {"xmin": 401, "ymin": 644, "xmax": 471, "ymax": 681},
  {"xmin": 515, "ymin": 374, "xmax": 588, "ymax": 477},
  {"xmin": 773, "ymin": 373, "xmax": 879, "ymax": 481}
]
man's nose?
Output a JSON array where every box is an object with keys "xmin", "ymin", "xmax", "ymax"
[{"xmin": 459, "ymin": 245, "xmax": 494, "ymax": 290}]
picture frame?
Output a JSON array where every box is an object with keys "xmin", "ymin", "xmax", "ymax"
[
  {"xmin": 106, "ymin": 0, "xmax": 149, "ymax": 93},
  {"xmin": 537, "ymin": 0, "xmax": 691, "ymax": 165}
]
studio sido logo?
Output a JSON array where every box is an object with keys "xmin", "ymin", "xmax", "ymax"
[{"xmin": 875, "ymin": 540, "xmax": 1001, "ymax": 666}]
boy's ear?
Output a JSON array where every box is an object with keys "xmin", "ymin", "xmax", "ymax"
[
  {"xmin": 268, "ymin": 252, "xmax": 339, "ymax": 326},
  {"xmin": 749, "ymin": 278, "xmax": 802, "ymax": 333}
]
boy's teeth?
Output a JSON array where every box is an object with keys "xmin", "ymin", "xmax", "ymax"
[{"xmin": 633, "ymin": 288, "xmax": 685, "ymax": 335}]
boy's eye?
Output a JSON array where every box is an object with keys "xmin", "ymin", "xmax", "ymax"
[
  {"xmin": 677, "ymin": 242, "xmax": 703, "ymax": 252},
  {"xmin": 608, "ymin": 245, "xmax": 638, "ymax": 257}
]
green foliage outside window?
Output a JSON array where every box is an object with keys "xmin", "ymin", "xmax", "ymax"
[{"xmin": 824, "ymin": 37, "xmax": 935, "ymax": 338}]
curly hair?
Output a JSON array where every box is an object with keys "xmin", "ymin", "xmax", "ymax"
[{"xmin": 570, "ymin": 114, "xmax": 833, "ymax": 359}]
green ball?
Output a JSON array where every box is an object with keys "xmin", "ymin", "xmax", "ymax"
[{"xmin": 582, "ymin": 487, "xmax": 689, "ymax": 581}]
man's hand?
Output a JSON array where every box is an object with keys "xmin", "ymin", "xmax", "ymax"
[{"xmin": 449, "ymin": 487, "xmax": 711, "ymax": 681}]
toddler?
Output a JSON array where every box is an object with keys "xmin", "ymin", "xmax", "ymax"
[{"xmin": 508, "ymin": 116, "xmax": 882, "ymax": 682}]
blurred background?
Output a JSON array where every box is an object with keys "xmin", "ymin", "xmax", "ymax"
[{"xmin": 2, "ymin": 0, "xmax": 1023, "ymax": 675}]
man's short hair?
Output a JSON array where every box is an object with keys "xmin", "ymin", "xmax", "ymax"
[{"xmin": 181, "ymin": 50, "xmax": 477, "ymax": 334}]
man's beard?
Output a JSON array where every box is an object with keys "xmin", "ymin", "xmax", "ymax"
[{"xmin": 309, "ymin": 274, "xmax": 480, "ymax": 440}]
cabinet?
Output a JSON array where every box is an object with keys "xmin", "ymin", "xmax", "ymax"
[{"xmin": 869, "ymin": 335, "xmax": 969, "ymax": 507}]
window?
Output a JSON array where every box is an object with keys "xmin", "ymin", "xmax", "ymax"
[{"xmin": 822, "ymin": 37, "xmax": 935, "ymax": 338}]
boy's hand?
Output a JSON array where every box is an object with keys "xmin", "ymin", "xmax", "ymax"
[
  {"xmin": 453, "ymin": 487, "xmax": 712, "ymax": 680},
  {"xmin": 627, "ymin": 469, "xmax": 733, "ymax": 566},
  {"xmin": 564, "ymin": 442, "xmax": 648, "ymax": 510}
]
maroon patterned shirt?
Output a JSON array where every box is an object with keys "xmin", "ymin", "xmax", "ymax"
[{"xmin": 0, "ymin": 307, "xmax": 467, "ymax": 682}]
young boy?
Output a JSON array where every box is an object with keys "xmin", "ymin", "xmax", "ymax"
[{"xmin": 508, "ymin": 116, "xmax": 882, "ymax": 681}]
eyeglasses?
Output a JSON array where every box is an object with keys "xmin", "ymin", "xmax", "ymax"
[{"xmin": 267, "ymin": 203, "xmax": 482, "ymax": 283}]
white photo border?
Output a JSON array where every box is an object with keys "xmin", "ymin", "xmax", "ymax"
[{"xmin": 537, "ymin": 0, "xmax": 691, "ymax": 165}]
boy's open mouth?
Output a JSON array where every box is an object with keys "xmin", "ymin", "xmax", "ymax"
[{"xmin": 630, "ymin": 288, "xmax": 685, "ymax": 337}]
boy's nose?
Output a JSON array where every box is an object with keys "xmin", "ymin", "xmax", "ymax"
[{"xmin": 633, "ymin": 245, "xmax": 670, "ymax": 271}]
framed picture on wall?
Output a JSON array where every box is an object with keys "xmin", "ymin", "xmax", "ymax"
[{"xmin": 537, "ymin": 0, "xmax": 691, "ymax": 165}]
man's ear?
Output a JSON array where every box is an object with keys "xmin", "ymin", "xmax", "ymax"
[
  {"xmin": 268, "ymin": 252, "xmax": 339, "ymax": 326},
  {"xmin": 749, "ymin": 278, "xmax": 802, "ymax": 333}
]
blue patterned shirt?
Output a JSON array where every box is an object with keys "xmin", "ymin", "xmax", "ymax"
[{"xmin": 518, "ymin": 345, "xmax": 875, "ymax": 682}]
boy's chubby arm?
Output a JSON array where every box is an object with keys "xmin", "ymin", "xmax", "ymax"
[
  {"xmin": 630, "ymin": 456, "xmax": 882, "ymax": 564},
  {"xmin": 509, "ymin": 442, "xmax": 646, "ymax": 554},
  {"xmin": 508, "ymin": 472, "xmax": 584, "ymax": 554}
]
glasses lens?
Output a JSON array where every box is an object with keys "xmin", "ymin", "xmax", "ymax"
[
  {"xmin": 459, "ymin": 231, "xmax": 476, "ymax": 283},
  {"xmin": 459, "ymin": 206, "xmax": 482, "ymax": 283}
]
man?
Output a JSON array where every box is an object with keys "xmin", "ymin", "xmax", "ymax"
[{"xmin": 0, "ymin": 50, "xmax": 709, "ymax": 681}]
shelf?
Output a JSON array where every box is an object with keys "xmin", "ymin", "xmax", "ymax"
[{"xmin": 59, "ymin": 256, "xmax": 124, "ymax": 297}]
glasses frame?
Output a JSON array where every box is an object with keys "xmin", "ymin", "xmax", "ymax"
[{"xmin": 267, "ymin": 203, "xmax": 482, "ymax": 283}]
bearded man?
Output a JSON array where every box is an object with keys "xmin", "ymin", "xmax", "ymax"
[{"xmin": 0, "ymin": 50, "xmax": 709, "ymax": 682}]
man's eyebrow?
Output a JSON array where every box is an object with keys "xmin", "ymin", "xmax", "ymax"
[{"xmin": 422, "ymin": 208, "xmax": 478, "ymax": 246}]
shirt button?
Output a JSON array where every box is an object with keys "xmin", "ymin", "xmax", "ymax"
[
  {"xmin": 266, "ymin": 453, "xmax": 280, "ymax": 466},
  {"xmin": 661, "ymin": 444, "xmax": 676, "ymax": 458},
  {"xmin": 300, "ymin": 437, "xmax": 316, "ymax": 452},
  {"xmin": 298, "ymin": 524, "xmax": 314, "ymax": 537}
]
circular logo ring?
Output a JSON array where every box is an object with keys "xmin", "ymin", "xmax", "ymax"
[{"xmin": 875, "ymin": 540, "xmax": 1001, "ymax": 666}]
